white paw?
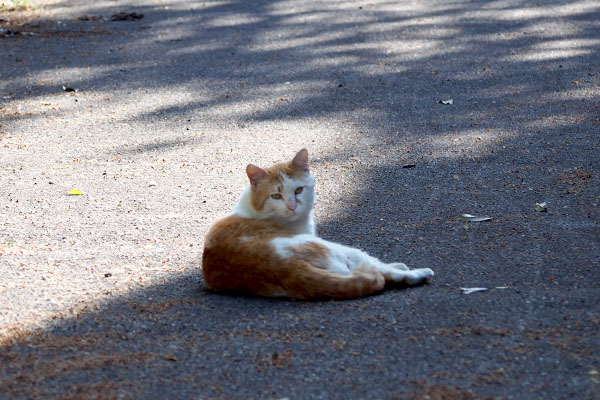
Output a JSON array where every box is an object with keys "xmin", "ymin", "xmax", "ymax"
[
  {"xmin": 406, "ymin": 268, "xmax": 434, "ymax": 284},
  {"xmin": 417, "ymin": 268, "xmax": 434, "ymax": 283},
  {"xmin": 388, "ymin": 262, "xmax": 409, "ymax": 271}
]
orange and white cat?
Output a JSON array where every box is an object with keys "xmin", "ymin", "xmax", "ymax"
[{"xmin": 202, "ymin": 149, "xmax": 434, "ymax": 299}]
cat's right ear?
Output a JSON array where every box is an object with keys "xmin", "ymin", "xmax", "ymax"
[{"xmin": 246, "ymin": 164, "xmax": 267, "ymax": 189}]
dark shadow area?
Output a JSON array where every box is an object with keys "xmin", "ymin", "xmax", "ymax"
[
  {"xmin": 1, "ymin": 0, "xmax": 599, "ymax": 398},
  {"xmin": 1, "ymin": 265, "xmax": 598, "ymax": 399}
]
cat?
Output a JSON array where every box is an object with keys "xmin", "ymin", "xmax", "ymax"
[{"xmin": 202, "ymin": 149, "xmax": 434, "ymax": 299}]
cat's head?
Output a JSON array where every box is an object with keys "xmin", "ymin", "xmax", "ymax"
[{"xmin": 246, "ymin": 149, "xmax": 315, "ymax": 223}]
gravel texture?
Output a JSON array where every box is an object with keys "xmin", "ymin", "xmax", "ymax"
[{"xmin": 1, "ymin": 0, "xmax": 599, "ymax": 399}]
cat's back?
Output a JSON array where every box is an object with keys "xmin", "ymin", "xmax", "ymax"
[
  {"xmin": 202, "ymin": 215, "xmax": 294, "ymax": 295},
  {"xmin": 204, "ymin": 215, "xmax": 293, "ymax": 249}
]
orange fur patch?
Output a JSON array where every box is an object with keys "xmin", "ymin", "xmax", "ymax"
[
  {"xmin": 287, "ymin": 242, "xmax": 330, "ymax": 270},
  {"xmin": 202, "ymin": 216, "xmax": 385, "ymax": 299}
]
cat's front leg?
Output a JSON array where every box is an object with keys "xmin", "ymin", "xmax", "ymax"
[
  {"xmin": 366, "ymin": 257, "xmax": 434, "ymax": 286},
  {"xmin": 384, "ymin": 266, "xmax": 434, "ymax": 285}
]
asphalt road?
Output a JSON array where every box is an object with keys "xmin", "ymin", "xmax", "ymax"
[{"xmin": 1, "ymin": 0, "xmax": 599, "ymax": 399}]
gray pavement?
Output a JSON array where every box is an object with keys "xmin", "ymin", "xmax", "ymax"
[{"xmin": 1, "ymin": 0, "xmax": 599, "ymax": 398}]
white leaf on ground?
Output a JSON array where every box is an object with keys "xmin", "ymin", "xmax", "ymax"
[
  {"xmin": 460, "ymin": 214, "xmax": 492, "ymax": 222},
  {"xmin": 460, "ymin": 287, "xmax": 488, "ymax": 294}
]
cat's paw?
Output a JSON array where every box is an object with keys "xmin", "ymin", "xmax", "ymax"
[
  {"xmin": 415, "ymin": 268, "xmax": 434, "ymax": 283},
  {"xmin": 388, "ymin": 262, "xmax": 409, "ymax": 271},
  {"xmin": 401, "ymin": 268, "xmax": 434, "ymax": 285}
]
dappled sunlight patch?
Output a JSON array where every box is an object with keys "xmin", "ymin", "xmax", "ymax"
[
  {"xmin": 1, "ymin": 82, "xmax": 205, "ymax": 128},
  {"xmin": 257, "ymin": 29, "xmax": 354, "ymax": 52},
  {"xmin": 201, "ymin": 10, "xmax": 264, "ymax": 29},
  {"xmin": 524, "ymin": 20, "xmax": 584, "ymax": 39},
  {"xmin": 165, "ymin": 40, "xmax": 233, "ymax": 55},
  {"xmin": 544, "ymin": 87, "xmax": 599, "ymax": 102},
  {"xmin": 2, "ymin": 65, "xmax": 115, "ymax": 94},
  {"xmin": 526, "ymin": 114, "xmax": 588, "ymax": 129},
  {"xmin": 429, "ymin": 128, "xmax": 511, "ymax": 159},
  {"xmin": 466, "ymin": 0, "xmax": 600, "ymax": 20},
  {"xmin": 519, "ymin": 38, "xmax": 600, "ymax": 62},
  {"xmin": 333, "ymin": 39, "xmax": 461, "ymax": 62}
]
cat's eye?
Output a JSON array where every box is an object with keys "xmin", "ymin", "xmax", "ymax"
[
  {"xmin": 295, "ymin": 187, "xmax": 303, "ymax": 195},
  {"xmin": 271, "ymin": 193, "xmax": 282, "ymax": 200}
]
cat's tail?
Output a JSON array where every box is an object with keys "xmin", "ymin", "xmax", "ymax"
[{"xmin": 282, "ymin": 262, "xmax": 385, "ymax": 300}]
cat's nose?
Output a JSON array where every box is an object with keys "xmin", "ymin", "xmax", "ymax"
[{"xmin": 287, "ymin": 204, "xmax": 297, "ymax": 212}]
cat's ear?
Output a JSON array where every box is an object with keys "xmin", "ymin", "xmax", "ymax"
[
  {"xmin": 291, "ymin": 148, "xmax": 309, "ymax": 172},
  {"xmin": 246, "ymin": 164, "xmax": 267, "ymax": 188}
]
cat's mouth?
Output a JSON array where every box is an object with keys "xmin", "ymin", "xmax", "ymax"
[{"xmin": 285, "ymin": 210, "xmax": 301, "ymax": 220}]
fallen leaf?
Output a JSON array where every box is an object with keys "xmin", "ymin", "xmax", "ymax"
[
  {"xmin": 460, "ymin": 287, "xmax": 488, "ymax": 294},
  {"xmin": 163, "ymin": 354, "xmax": 177, "ymax": 361},
  {"xmin": 535, "ymin": 202, "xmax": 547, "ymax": 212},
  {"xmin": 460, "ymin": 214, "xmax": 492, "ymax": 222},
  {"xmin": 68, "ymin": 188, "xmax": 83, "ymax": 195},
  {"xmin": 439, "ymin": 99, "xmax": 453, "ymax": 105}
]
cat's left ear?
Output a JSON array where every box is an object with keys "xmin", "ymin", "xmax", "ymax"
[{"xmin": 291, "ymin": 148, "xmax": 309, "ymax": 172}]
